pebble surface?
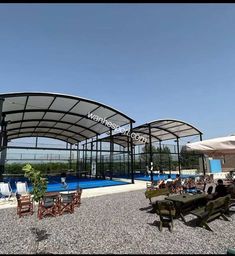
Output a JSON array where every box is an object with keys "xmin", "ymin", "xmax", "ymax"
[{"xmin": 0, "ymin": 189, "xmax": 235, "ymax": 254}]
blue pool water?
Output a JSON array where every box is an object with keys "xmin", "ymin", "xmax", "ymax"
[
  {"xmin": 134, "ymin": 173, "xmax": 199, "ymax": 182},
  {"xmin": 3, "ymin": 173, "xmax": 199, "ymax": 193},
  {"xmin": 3, "ymin": 175, "xmax": 130, "ymax": 193},
  {"xmin": 44, "ymin": 178, "xmax": 130, "ymax": 192}
]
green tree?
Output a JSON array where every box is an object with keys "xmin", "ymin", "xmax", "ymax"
[
  {"xmin": 22, "ymin": 163, "xmax": 47, "ymax": 203},
  {"xmin": 22, "ymin": 163, "xmax": 48, "ymax": 254},
  {"xmin": 140, "ymin": 144, "xmax": 158, "ymax": 166},
  {"xmin": 180, "ymin": 147, "xmax": 200, "ymax": 169},
  {"xmin": 140, "ymin": 144, "xmax": 173, "ymax": 171}
]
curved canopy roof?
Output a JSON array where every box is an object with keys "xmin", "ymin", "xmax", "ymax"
[
  {"xmin": 0, "ymin": 92, "xmax": 134, "ymax": 145},
  {"xmin": 98, "ymin": 119, "xmax": 202, "ymax": 148},
  {"xmin": 134, "ymin": 119, "xmax": 202, "ymax": 141}
]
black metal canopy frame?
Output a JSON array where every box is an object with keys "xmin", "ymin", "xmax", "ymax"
[
  {"xmin": 0, "ymin": 92, "xmax": 135, "ymax": 181},
  {"xmin": 0, "ymin": 92, "xmax": 204, "ymax": 182},
  {"xmin": 93, "ymin": 119, "xmax": 205, "ymax": 180}
]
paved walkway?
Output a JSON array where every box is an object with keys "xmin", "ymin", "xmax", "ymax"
[
  {"xmin": 0, "ymin": 179, "xmax": 147, "ymax": 209},
  {"xmin": 82, "ymin": 179, "xmax": 146, "ymax": 198}
]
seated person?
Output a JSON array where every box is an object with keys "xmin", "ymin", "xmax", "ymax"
[
  {"xmin": 209, "ymin": 174, "xmax": 214, "ymax": 183},
  {"xmin": 158, "ymin": 179, "xmax": 166, "ymax": 189},
  {"xmin": 206, "ymin": 185, "xmax": 214, "ymax": 201},
  {"xmin": 146, "ymin": 180, "xmax": 158, "ymax": 190},
  {"xmin": 165, "ymin": 174, "xmax": 173, "ymax": 185},
  {"xmin": 182, "ymin": 178, "xmax": 196, "ymax": 192},
  {"xmin": 181, "ymin": 178, "xmax": 188, "ymax": 191},
  {"xmin": 196, "ymin": 176, "xmax": 204, "ymax": 185},
  {"xmin": 164, "ymin": 174, "xmax": 174, "ymax": 191},
  {"xmin": 227, "ymin": 179, "xmax": 235, "ymax": 198},
  {"xmin": 172, "ymin": 174, "xmax": 183, "ymax": 193},
  {"xmin": 173, "ymin": 174, "xmax": 181, "ymax": 185},
  {"xmin": 204, "ymin": 175, "xmax": 211, "ymax": 184},
  {"xmin": 214, "ymin": 179, "xmax": 228, "ymax": 199},
  {"xmin": 187, "ymin": 177, "xmax": 196, "ymax": 189}
]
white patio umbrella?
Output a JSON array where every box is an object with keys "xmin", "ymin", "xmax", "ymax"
[{"xmin": 185, "ymin": 135, "xmax": 235, "ymax": 157}]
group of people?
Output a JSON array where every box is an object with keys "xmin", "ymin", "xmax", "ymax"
[
  {"xmin": 152, "ymin": 172, "xmax": 235, "ymax": 199},
  {"xmin": 207, "ymin": 178, "xmax": 235, "ymax": 200},
  {"xmin": 156, "ymin": 174, "xmax": 185, "ymax": 193}
]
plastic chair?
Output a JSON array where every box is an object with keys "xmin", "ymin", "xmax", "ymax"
[
  {"xmin": 0, "ymin": 182, "xmax": 13, "ymax": 200},
  {"xmin": 15, "ymin": 181, "xmax": 29, "ymax": 195}
]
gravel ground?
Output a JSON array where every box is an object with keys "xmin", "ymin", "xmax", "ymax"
[{"xmin": 0, "ymin": 189, "xmax": 235, "ymax": 254}]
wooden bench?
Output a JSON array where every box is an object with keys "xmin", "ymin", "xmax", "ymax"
[
  {"xmin": 190, "ymin": 194, "xmax": 231, "ymax": 231},
  {"xmin": 145, "ymin": 187, "xmax": 170, "ymax": 204}
]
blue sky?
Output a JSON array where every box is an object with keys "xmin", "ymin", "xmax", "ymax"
[{"xmin": 1, "ymin": 4, "xmax": 235, "ymax": 141}]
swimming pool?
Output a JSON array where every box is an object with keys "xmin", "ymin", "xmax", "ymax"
[
  {"xmin": 3, "ymin": 175, "xmax": 131, "ymax": 193},
  {"xmin": 134, "ymin": 173, "xmax": 199, "ymax": 182}
]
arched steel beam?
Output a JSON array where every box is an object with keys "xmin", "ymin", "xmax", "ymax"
[
  {"xmin": 7, "ymin": 132, "xmax": 78, "ymax": 144},
  {"xmin": 147, "ymin": 119, "xmax": 203, "ymax": 135},
  {"xmin": 8, "ymin": 119, "xmax": 98, "ymax": 137},
  {"xmin": 7, "ymin": 125, "xmax": 86, "ymax": 140},
  {"xmin": 3, "ymin": 109, "xmax": 117, "ymax": 136}
]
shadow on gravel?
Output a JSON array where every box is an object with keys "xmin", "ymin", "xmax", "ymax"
[
  {"xmin": 228, "ymin": 210, "xmax": 235, "ymax": 217},
  {"xmin": 148, "ymin": 220, "xmax": 174, "ymax": 232},
  {"xmin": 184, "ymin": 218, "xmax": 200, "ymax": 228},
  {"xmin": 184, "ymin": 211, "xmax": 235, "ymax": 230},
  {"xmin": 30, "ymin": 228, "xmax": 51, "ymax": 242},
  {"xmin": 148, "ymin": 220, "xmax": 161, "ymax": 231},
  {"xmin": 139, "ymin": 205, "xmax": 153, "ymax": 212},
  {"xmin": 148, "ymin": 220, "xmax": 159, "ymax": 227}
]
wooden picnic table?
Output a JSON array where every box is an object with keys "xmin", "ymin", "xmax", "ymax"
[
  {"xmin": 165, "ymin": 193, "xmax": 208, "ymax": 222},
  {"xmin": 45, "ymin": 192, "xmax": 59, "ymax": 196}
]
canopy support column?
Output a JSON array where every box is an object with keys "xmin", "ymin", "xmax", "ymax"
[
  {"xmin": 90, "ymin": 139, "xmax": 93, "ymax": 178},
  {"xmin": 0, "ymin": 114, "xmax": 7, "ymax": 181},
  {"xmin": 176, "ymin": 138, "xmax": 181, "ymax": 175},
  {"xmin": 200, "ymin": 133, "xmax": 206, "ymax": 176},
  {"xmin": 0, "ymin": 98, "xmax": 4, "ymax": 181},
  {"xmin": 95, "ymin": 135, "xmax": 98, "ymax": 179},
  {"xmin": 127, "ymin": 136, "xmax": 130, "ymax": 178},
  {"xmin": 69, "ymin": 143, "xmax": 72, "ymax": 170},
  {"xmin": 100, "ymin": 140, "xmax": 103, "ymax": 179},
  {"xmin": 148, "ymin": 124, "xmax": 153, "ymax": 182},
  {"xmin": 76, "ymin": 143, "xmax": 80, "ymax": 177},
  {"xmin": 82, "ymin": 144, "xmax": 85, "ymax": 176},
  {"xmin": 159, "ymin": 141, "xmax": 162, "ymax": 174},
  {"xmin": 119, "ymin": 145, "xmax": 122, "ymax": 176},
  {"xmin": 85, "ymin": 140, "xmax": 88, "ymax": 177},
  {"xmin": 109, "ymin": 128, "xmax": 113, "ymax": 180},
  {"xmin": 130, "ymin": 122, "xmax": 134, "ymax": 184}
]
